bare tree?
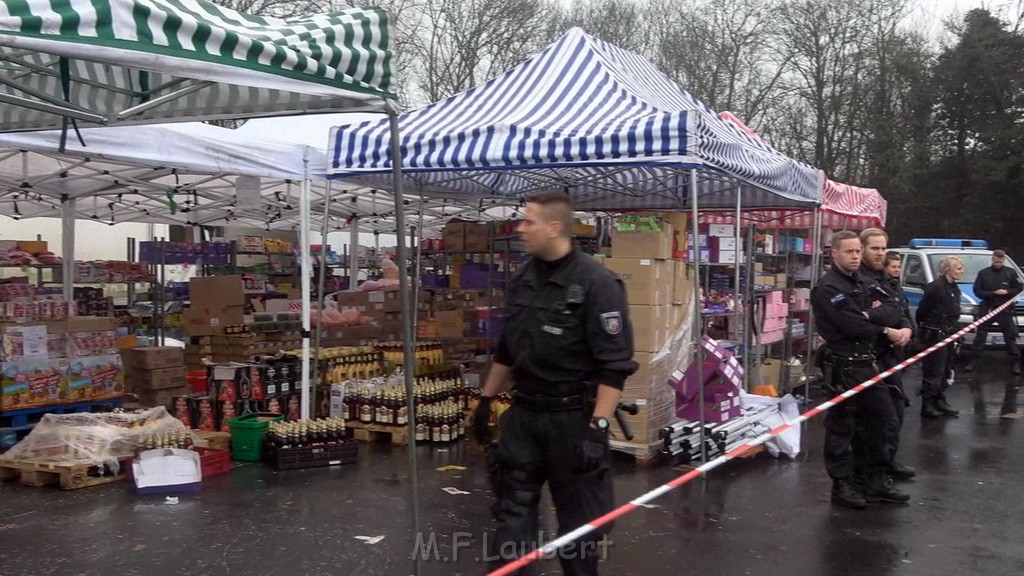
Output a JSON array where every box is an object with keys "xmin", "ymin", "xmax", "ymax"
[
  {"xmin": 650, "ymin": 0, "xmax": 787, "ymax": 127},
  {"xmin": 403, "ymin": 0, "xmax": 554, "ymax": 103},
  {"xmin": 556, "ymin": 0, "xmax": 653, "ymax": 54}
]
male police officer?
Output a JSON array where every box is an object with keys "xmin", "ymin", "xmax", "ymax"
[
  {"xmin": 472, "ymin": 191, "xmax": 637, "ymax": 575},
  {"xmin": 812, "ymin": 230, "xmax": 910, "ymax": 509},
  {"xmin": 966, "ymin": 249, "xmax": 1023, "ymax": 375},
  {"xmin": 856, "ymin": 229, "xmax": 915, "ymax": 481}
]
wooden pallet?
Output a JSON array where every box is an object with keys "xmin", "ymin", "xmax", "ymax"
[
  {"xmin": 345, "ymin": 421, "xmax": 410, "ymax": 446},
  {"xmin": 609, "ymin": 439, "xmax": 663, "ymax": 467},
  {"xmin": 0, "ymin": 458, "xmax": 126, "ymax": 490}
]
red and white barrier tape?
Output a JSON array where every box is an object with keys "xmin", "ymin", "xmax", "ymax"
[{"xmin": 486, "ymin": 297, "xmax": 1016, "ymax": 576}]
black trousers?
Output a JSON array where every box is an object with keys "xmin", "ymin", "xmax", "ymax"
[
  {"xmin": 921, "ymin": 330, "xmax": 955, "ymax": 400},
  {"xmin": 852, "ymin": 349, "xmax": 907, "ymax": 471},
  {"xmin": 824, "ymin": 362, "xmax": 898, "ymax": 481},
  {"xmin": 487, "ymin": 404, "xmax": 613, "ymax": 576},
  {"xmin": 972, "ymin": 308, "xmax": 1020, "ymax": 358}
]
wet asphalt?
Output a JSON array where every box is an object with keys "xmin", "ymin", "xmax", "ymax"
[{"xmin": 2, "ymin": 353, "xmax": 1024, "ymax": 576}]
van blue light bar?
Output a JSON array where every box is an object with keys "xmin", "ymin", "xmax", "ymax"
[{"xmin": 908, "ymin": 238, "xmax": 988, "ymax": 249}]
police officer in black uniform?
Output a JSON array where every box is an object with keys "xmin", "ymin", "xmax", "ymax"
[
  {"xmin": 966, "ymin": 249, "xmax": 1023, "ymax": 374},
  {"xmin": 917, "ymin": 256, "xmax": 965, "ymax": 417},
  {"xmin": 472, "ymin": 191, "xmax": 638, "ymax": 575},
  {"xmin": 854, "ymin": 229, "xmax": 916, "ymax": 482},
  {"xmin": 812, "ymin": 230, "xmax": 911, "ymax": 509}
]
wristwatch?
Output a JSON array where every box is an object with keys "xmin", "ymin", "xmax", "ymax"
[{"xmin": 591, "ymin": 417, "xmax": 610, "ymax": 432}]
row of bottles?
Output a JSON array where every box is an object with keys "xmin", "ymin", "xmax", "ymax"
[
  {"xmin": 344, "ymin": 376, "xmax": 463, "ymax": 424},
  {"xmin": 268, "ymin": 418, "xmax": 348, "ymax": 449},
  {"xmin": 414, "ymin": 400, "xmax": 465, "ymax": 443},
  {"xmin": 376, "ymin": 340, "xmax": 445, "ymax": 366},
  {"xmin": 140, "ymin": 430, "xmax": 194, "ymax": 451}
]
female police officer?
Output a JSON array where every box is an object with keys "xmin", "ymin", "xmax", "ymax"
[{"xmin": 472, "ymin": 191, "xmax": 637, "ymax": 575}]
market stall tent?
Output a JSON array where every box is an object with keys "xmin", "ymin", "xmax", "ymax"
[
  {"xmin": 0, "ymin": 121, "xmax": 497, "ymax": 233},
  {"xmin": 0, "ymin": 0, "xmax": 394, "ymax": 132},
  {"xmin": 0, "ymin": 0, "xmax": 400, "ymax": 426},
  {"xmin": 704, "ymin": 112, "xmax": 887, "ymax": 230},
  {"xmin": 326, "ymin": 28, "xmax": 824, "ymax": 210},
  {"xmin": 327, "ymin": 28, "xmax": 826, "ymax": 471}
]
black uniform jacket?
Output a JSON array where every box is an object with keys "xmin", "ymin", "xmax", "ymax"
[
  {"xmin": 495, "ymin": 248, "xmax": 639, "ymax": 396},
  {"xmin": 916, "ymin": 276, "xmax": 962, "ymax": 333},
  {"xmin": 812, "ymin": 268, "xmax": 886, "ymax": 354},
  {"xmin": 973, "ymin": 265, "xmax": 1022, "ymax": 310}
]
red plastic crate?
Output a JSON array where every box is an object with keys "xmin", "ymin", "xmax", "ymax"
[{"xmin": 194, "ymin": 447, "xmax": 230, "ymax": 478}]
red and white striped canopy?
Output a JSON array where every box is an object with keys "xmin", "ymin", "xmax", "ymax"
[{"xmin": 702, "ymin": 113, "xmax": 887, "ymax": 230}]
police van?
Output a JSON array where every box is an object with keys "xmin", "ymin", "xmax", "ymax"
[{"xmin": 891, "ymin": 239, "xmax": 1024, "ymax": 346}]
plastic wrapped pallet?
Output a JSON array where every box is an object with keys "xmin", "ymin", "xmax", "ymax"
[{"xmin": 0, "ymin": 407, "xmax": 186, "ymax": 472}]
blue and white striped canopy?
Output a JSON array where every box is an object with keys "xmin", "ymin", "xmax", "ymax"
[{"xmin": 328, "ymin": 28, "xmax": 823, "ymax": 210}]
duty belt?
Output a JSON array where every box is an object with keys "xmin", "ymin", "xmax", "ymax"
[
  {"xmin": 512, "ymin": 391, "xmax": 586, "ymax": 412},
  {"xmin": 824, "ymin": 345, "xmax": 876, "ymax": 366}
]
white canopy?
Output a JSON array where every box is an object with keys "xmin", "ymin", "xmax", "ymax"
[{"xmin": 0, "ymin": 120, "xmax": 502, "ymax": 233}]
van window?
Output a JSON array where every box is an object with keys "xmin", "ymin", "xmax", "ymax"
[{"xmin": 903, "ymin": 255, "xmax": 927, "ymax": 287}]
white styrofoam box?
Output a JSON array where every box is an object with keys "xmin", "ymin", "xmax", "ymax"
[{"xmin": 708, "ymin": 224, "xmax": 735, "ymax": 237}]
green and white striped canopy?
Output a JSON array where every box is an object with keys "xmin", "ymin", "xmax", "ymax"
[{"xmin": 0, "ymin": 0, "xmax": 394, "ymax": 131}]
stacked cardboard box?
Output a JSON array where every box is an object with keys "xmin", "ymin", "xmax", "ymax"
[
  {"xmin": 182, "ymin": 275, "xmax": 247, "ymax": 337},
  {"xmin": 0, "ymin": 317, "xmax": 123, "ymax": 410},
  {"xmin": 668, "ymin": 337, "xmax": 744, "ymax": 424},
  {"xmin": 122, "ymin": 347, "xmax": 187, "ymax": 407}
]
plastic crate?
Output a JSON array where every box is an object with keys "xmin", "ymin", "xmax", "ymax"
[
  {"xmin": 194, "ymin": 447, "xmax": 230, "ymax": 478},
  {"xmin": 228, "ymin": 413, "xmax": 284, "ymax": 462},
  {"xmin": 268, "ymin": 440, "xmax": 358, "ymax": 470}
]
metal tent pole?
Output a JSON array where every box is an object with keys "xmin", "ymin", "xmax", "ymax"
[
  {"xmin": 806, "ymin": 206, "xmax": 823, "ymax": 402},
  {"xmin": 386, "ymin": 102, "xmax": 422, "ymax": 576},
  {"xmin": 349, "ymin": 215, "xmax": 359, "ymax": 290},
  {"xmin": 689, "ymin": 168, "xmax": 707, "ymax": 463},
  {"xmin": 60, "ymin": 198, "xmax": 75, "ymax": 303},
  {"xmin": 299, "ymin": 158, "xmax": 313, "ymax": 421},
  {"xmin": 312, "ymin": 180, "xmax": 332, "ymax": 410}
]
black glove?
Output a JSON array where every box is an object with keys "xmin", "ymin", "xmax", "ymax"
[
  {"xmin": 472, "ymin": 396, "xmax": 493, "ymax": 445},
  {"xmin": 578, "ymin": 425, "xmax": 609, "ymax": 473}
]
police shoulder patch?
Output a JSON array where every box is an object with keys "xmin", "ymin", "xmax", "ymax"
[
  {"xmin": 601, "ymin": 311, "xmax": 623, "ymax": 335},
  {"xmin": 829, "ymin": 293, "xmax": 847, "ymax": 306}
]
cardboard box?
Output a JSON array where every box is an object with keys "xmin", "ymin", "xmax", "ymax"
[
  {"xmin": 463, "ymin": 222, "xmax": 492, "ymax": 252},
  {"xmin": 604, "ymin": 258, "xmax": 671, "ymax": 306},
  {"xmin": 1, "ymin": 358, "xmax": 67, "ymax": 410},
  {"xmin": 334, "ymin": 291, "xmax": 371, "ymax": 311},
  {"xmin": 615, "ymin": 385, "xmax": 676, "ymax": 444},
  {"xmin": 629, "ymin": 305, "xmax": 667, "ymax": 353},
  {"xmin": 672, "ymin": 260, "xmax": 693, "ymax": 305},
  {"xmin": 189, "ymin": 275, "xmax": 246, "ymax": 308},
  {"xmin": 123, "ymin": 347, "xmax": 184, "ymax": 370},
  {"xmin": 136, "ymin": 385, "xmax": 190, "ymax": 408},
  {"xmin": 611, "ymin": 224, "xmax": 673, "ymax": 260},
  {"xmin": 329, "ymin": 382, "xmax": 346, "ymax": 419},
  {"xmin": 132, "ymin": 448, "xmax": 202, "ymax": 494},
  {"xmin": 16, "ymin": 240, "xmax": 48, "ymax": 254},
  {"xmin": 63, "ymin": 316, "xmax": 119, "ymax": 332},
  {"xmin": 623, "ymin": 351, "xmax": 674, "ymax": 397},
  {"xmin": 442, "ymin": 221, "xmax": 466, "ymax": 252},
  {"xmin": 183, "ymin": 305, "xmax": 246, "ymax": 336},
  {"xmin": 129, "ymin": 366, "xmax": 187, "ymax": 391},
  {"xmin": 435, "ymin": 310, "xmax": 469, "ymax": 338}
]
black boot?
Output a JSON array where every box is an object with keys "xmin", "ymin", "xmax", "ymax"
[
  {"xmin": 921, "ymin": 398, "xmax": 943, "ymax": 418},
  {"xmin": 965, "ymin": 358, "xmax": 976, "ymax": 372},
  {"xmin": 889, "ymin": 462, "xmax": 916, "ymax": 481},
  {"xmin": 864, "ymin": 476, "xmax": 910, "ymax": 504},
  {"xmin": 1012, "ymin": 359, "xmax": 1021, "ymax": 376},
  {"xmin": 935, "ymin": 396, "xmax": 960, "ymax": 416},
  {"xmin": 831, "ymin": 479, "xmax": 867, "ymax": 509}
]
